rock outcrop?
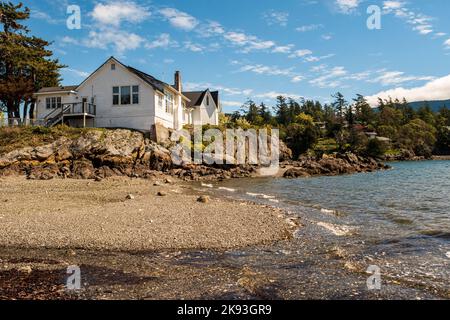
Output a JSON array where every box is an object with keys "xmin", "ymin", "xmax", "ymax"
[
  {"xmin": 0, "ymin": 129, "xmax": 256, "ymax": 181},
  {"xmin": 0, "ymin": 129, "xmax": 388, "ymax": 181},
  {"xmin": 283, "ymin": 153, "xmax": 390, "ymax": 178}
]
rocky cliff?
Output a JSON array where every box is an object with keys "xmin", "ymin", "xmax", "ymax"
[{"xmin": 0, "ymin": 128, "xmax": 389, "ymax": 181}]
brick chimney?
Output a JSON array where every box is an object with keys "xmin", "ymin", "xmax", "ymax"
[{"xmin": 174, "ymin": 71, "xmax": 182, "ymax": 92}]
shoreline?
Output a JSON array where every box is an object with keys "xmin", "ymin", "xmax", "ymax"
[{"xmin": 0, "ymin": 176, "xmax": 296, "ymax": 252}]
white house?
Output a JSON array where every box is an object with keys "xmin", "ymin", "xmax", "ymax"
[{"xmin": 33, "ymin": 57, "xmax": 221, "ymax": 133}]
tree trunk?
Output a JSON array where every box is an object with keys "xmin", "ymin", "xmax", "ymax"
[
  {"xmin": 22, "ymin": 101, "xmax": 30, "ymax": 124},
  {"xmin": 29, "ymin": 100, "xmax": 36, "ymax": 121}
]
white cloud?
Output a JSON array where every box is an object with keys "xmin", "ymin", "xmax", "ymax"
[
  {"xmin": 145, "ymin": 33, "xmax": 178, "ymax": 49},
  {"xmin": 84, "ymin": 29, "xmax": 144, "ymax": 54},
  {"xmin": 254, "ymin": 91, "xmax": 303, "ymax": 100},
  {"xmin": 296, "ymin": 24, "xmax": 323, "ymax": 32},
  {"xmin": 262, "ymin": 10, "xmax": 289, "ymax": 27},
  {"xmin": 309, "ymin": 66, "xmax": 348, "ymax": 88},
  {"xmin": 289, "ymin": 49, "xmax": 313, "ymax": 58},
  {"xmin": 64, "ymin": 68, "xmax": 90, "ymax": 78},
  {"xmin": 335, "ymin": 0, "xmax": 361, "ymax": 14},
  {"xmin": 184, "ymin": 41, "xmax": 204, "ymax": 52},
  {"xmin": 368, "ymin": 70, "xmax": 434, "ymax": 86},
  {"xmin": 365, "ymin": 74, "xmax": 450, "ymax": 106},
  {"xmin": 272, "ymin": 45, "xmax": 294, "ymax": 53},
  {"xmin": 238, "ymin": 64, "xmax": 304, "ymax": 84},
  {"xmin": 239, "ymin": 64, "xmax": 294, "ymax": 77},
  {"xmin": 60, "ymin": 36, "xmax": 79, "ymax": 45},
  {"xmin": 304, "ymin": 53, "xmax": 335, "ymax": 62},
  {"xmin": 91, "ymin": 1, "xmax": 150, "ymax": 27},
  {"xmin": 159, "ymin": 8, "xmax": 198, "ymax": 31},
  {"xmin": 184, "ymin": 82, "xmax": 253, "ymax": 96},
  {"xmin": 223, "ymin": 32, "xmax": 275, "ymax": 52},
  {"xmin": 382, "ymin": 1, "xmax": 444, "ymax": 42},
  {"xmin": 383, "ymin": 1, "xmax": 403, "ymax": 10},
  {"xmin": 445, "ymin": 39, "xmax": 450, "ymax": 48}
]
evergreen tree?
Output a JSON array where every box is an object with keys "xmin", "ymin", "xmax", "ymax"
[
  {"xmin": 331, "ymin": 92, "xmax": 347, "ymax": 124},
  {"xmin": 0, "ymin": 2, "xmax": 63, "ymax": 121},
  {"xmin": 274, "ymin": 96, "xmax": 290, "ymax": 126}
]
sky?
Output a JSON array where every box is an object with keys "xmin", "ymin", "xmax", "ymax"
[{"xmin": 20, "ymin": 0, "xmax": 450, "ymax": 112}]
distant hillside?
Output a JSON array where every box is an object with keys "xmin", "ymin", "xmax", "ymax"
[{"xmin": 408, "ymin": 100, "xmax": 450, "ymax": 113}]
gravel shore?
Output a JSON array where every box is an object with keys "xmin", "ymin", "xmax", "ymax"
[{"xmin": 0, "ymin": 177, "xmax": 293, "ymax": 251}]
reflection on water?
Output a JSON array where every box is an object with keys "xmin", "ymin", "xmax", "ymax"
[{"xmin": 197, "ymin": 160, "xmax": 450, "ymax": 298}]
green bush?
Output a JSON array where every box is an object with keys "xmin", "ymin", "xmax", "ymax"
[{"xmin": 365, "ymin": 139, "xmax": 387, "ymax": 159}]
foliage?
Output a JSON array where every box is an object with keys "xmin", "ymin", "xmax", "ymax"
[
  {"xmin": 225, "ymin": 91, "xmax": 450, "ymax": 158},
  {"xmin": 0, "ymin": 2, "xmax": 64, "ymax": 120},
  {"xmin": 365, "ymin": 138, "xmax": 387, "ymax": 159}
]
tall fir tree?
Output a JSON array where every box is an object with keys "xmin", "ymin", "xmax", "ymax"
[{"xmin": 0, "ymin": 2, "xmax": 63, "ymax": 121}]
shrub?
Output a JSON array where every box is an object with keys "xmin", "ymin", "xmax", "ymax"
[{"xmin": 365, "ymin": 138, "xmax": 387, "ymax": 159}]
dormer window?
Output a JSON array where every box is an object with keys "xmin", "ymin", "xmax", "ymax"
[
  {"xmin": 111, "ymin": 63, "xmax": 116, "ymax": 70},
  {"xmin": 206, "ymin": 95, "xmax": 210, "ymax": 106}
]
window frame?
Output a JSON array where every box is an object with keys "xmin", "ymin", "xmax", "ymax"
[
  {"xmin": 157, "ymin": 93, "xmax": 164, "ymax": 110},
  {"xmin": 165, "ymin": 93, "xmax": 174, "ymax": 114},
  {"xmin": 113, "ymin": 87, "xmax": 120, "ymax": 105},
  {"xmin": 132, "ymin": 85, "xmax": 139, "ymax": 105},
  {"xmin": 46, "ymin": 96, "xmax": 62, "ymax": 109},
  {"xmin": 112, "ymin": 85, "xmax": 140, "ymax": 106}
]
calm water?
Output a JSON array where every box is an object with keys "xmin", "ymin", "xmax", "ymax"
[{"xmin": 203, "ymin": 160, "xmax": 450, "ymax": 297}]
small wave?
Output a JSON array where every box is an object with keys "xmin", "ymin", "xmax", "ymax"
[
  {"xmin": 201, "ymin": 183, "xmax": 214, "ymax": 188},
  {"xmin": 317, "ymin": 222, "xmax": 354, "ymax": 236},
  {"xmin": 218, "ymin": 187, "xmax": 236, "ymax": 192},
  {"xmin": 246, "ymin": 192, "xmax": 260, "ymax": 197},
  {"xmin": 321, "ymin": 208, "xmax": 336, "ymax": 215},
  {"xmin": 269, "ymin": 199, "xmax": 279, "ymax": 203},
  {"xmin": 246, "ymin": 192, "xmax": 275, "ymax": 199}
]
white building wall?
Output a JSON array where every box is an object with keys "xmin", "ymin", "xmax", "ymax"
[
  {"xmin": 191, "ymin": 91, "xmax": 219, "ymax": 126},
  {"xmin": 76, "ymin": 60, "xmax": 156, "ymax": 132},
  {"xmin": 34, "ymin": 58, "xmax": 200, "ymax": 131},
  {"xmin": 35, "ymin": 93, "xmax": 77, "ymax": 120}
]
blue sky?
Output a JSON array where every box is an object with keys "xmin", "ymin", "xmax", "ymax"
[{"xmin": 22, "ymin": 0, "xmax": 450, "ymax": 112}]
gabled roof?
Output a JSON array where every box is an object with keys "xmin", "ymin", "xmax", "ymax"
[
  {"xmin": 126, "ymin": 66, "xmax": 167, "ymax": 93},
  {"xmin": 36, "ymin": 86, "xmax": 78, "ymax": 94},
  {"xmin": 183, "ymin": 91, "xmax": 207, "ymax": 108},
  {"xmin": 183, "ymin": 90, "xmax": 219, "ymax": 108},
  {"xmin": 75, "ymin": 57, "xmax": 172, "ymax": 93}
]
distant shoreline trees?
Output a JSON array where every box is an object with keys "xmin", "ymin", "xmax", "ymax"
[{"xmin": 225, "ymin": 93, "xmax": 450, "ymax": 159}]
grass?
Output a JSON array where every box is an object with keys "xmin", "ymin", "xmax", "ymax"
[{"xmin": 0, "ymin": 125, "xmax": 105, "ymax": 155}]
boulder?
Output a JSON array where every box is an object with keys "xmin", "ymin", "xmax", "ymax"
[
  {"xmin": 197, "ymin": 195, "xmax": 210, "ymax": 203},
  {"xmin": 283, "ymin": 168, "xmax": 311, "ymax": 178},
  {"xmin": 71, "ymin": 160, "xmax": 95, "ymax": 179}
]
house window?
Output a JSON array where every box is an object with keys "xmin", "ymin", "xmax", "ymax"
[
  {"xmin": 113, "ymin": 87, "xmax": 119, "ymax": 105},
  {"xmin": 113, "ymin": 86, "xmax": 138, "ymax": 106},
  {"xmin": 111, "ymin": 63, "xmax": 116, "ymax": 70},
  {"xmin": 121, "ymin": 86, "xmax": 131, "ymax": 105},
  {"xmin": 157, "ymin": 93, "xmax": 164, "ymax": 109},
  {"xmin": 132, "ymin": 86, "xmax": 139, "ymax": 104},
  {"xmin": 165, "ymin": 93, "xmax": 174, "ymax": 114},
  {"xmin": 206, "ymin": 96, "xmax": 210, "ymax": 106},
  {"xmin": 46, "ymin": 97, "xmax": 62, "ymax": 109}
]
